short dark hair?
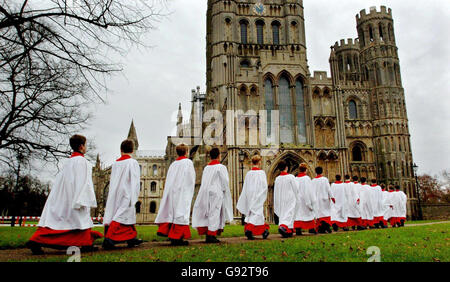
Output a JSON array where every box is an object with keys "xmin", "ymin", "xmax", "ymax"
[
  {"xmin": 335, "ymin": 175, "xmax": 342, "ymax": 181},
  {"xmin": 121, "ymin": 139, "xmax": 134, "ymax": 154},
  {"xmin": 70, "ymin": 135, "xmax": 86, "ymax": 152},
  {"xmin": 371, "ymin": 179, "xmax": 377, "ymax": 184},
  {"xmin": 352, "ymin": 176, "xmax": 359, "ymax": 182},
  {"xmin": 278, "ymin": 160, "xmax": 287, "ymax": 171},
  {"xmin": 389, "ymin": 185, "xmax": 394, "ymax": 190},
  {"xmin": 176, "ymin": 144, "xmax": 188, "ymax": 157},
  {"xmin": 395, "ymin": 185, "xmax": 400, "ymax": 190},
  {"xmin": 315, "ymin": 167, "xmax": 323, "ymax": 175},
  {"xmin": 210, "ymin": 147, "xmax": 220, "ymax": 160},
  {"xmin": 360, "ymin": 177, "xmax": 367, "ymax": 183},
  {"xmin": 299, "ymin": 163, "xmax": 307, "ymax": 173},
  {"xmin": 345, "ymin": 174, "xmax": 351, "ymax": 180}
]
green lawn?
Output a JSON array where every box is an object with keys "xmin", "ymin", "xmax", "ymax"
[{"xmin": 1, "ymin": 222, "xmax": 449, "ymax": 262}]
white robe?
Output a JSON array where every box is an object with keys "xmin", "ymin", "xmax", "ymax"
[
  {"xmin": 399, "ymin": 191, "xmax": 407, "ymax": 218},
  {"xmin": 103, "ymin": 158, "xmax": 141, "ymax": 226},
  {"xmin": 273, "ymin": 174, "xmax": 297, "ymax": 229},
  {"xmin": 331, "ymin": 182, "xmax": 348, "ymax": 223},
  {"xmin": 312, "ymin": 176, "xmax": 334, "ymax": 219},
  {"xmin": 382, "ymin": 190, "xmax": 393, "ymax": 220},
  {"xmin": 192, "ymin": 164, "xmax": 233, "ymax": 232},
  {"xmin": 360, "ymin": 184, "xmax": 374, "ymax": 221},
  {"xmin": 371, "ymin": 185, "xmax": 385, "ymax": 218},
  {"xmin": 236, "ymin": 170, "xmax": 268, "ymax": 226},
  {"xmin": 155, "ymin": 158, "xmax": 196, "ymax": 225},
  {"xmin": 294, "ymin": 175, "xmax": 315, "ymax": 222},
  {"xmin": 38, "ymin": 156, "xmax": 97, "ymax": 230},
  {"xmin": 347, "ymin": 182, "xmax": 361, "ymax": 218}
]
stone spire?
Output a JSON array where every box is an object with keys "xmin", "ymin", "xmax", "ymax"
[
  {"xmin": 127, "ymin": 120, "xmax": 139, "ymax": 151},
  {"xmin": 95, "ymin": 153, "xmax": 101, "ymax": 169},
  {"xmin": 177, "ymin": 103, "xmax": 183, "ymax": 137}
]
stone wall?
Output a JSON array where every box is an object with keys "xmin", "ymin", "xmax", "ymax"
[{"xmin": 421, "ymin": 204, "xmax": 450, "ymax": 220}]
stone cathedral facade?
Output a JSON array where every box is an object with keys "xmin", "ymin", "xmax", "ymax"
[{"xmin": 93, "ymin": 1, "xmax": 420, "ymax": 223}]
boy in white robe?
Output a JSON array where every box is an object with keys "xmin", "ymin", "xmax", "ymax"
[
  {"xmin": 273, "ymin": 161, "xmax": 297, "ymax": 238},
  {"xmin": 370, "ymin": 179, "xmax": 385, "ymax": 228},
  {"xmin": 155, "ymin": 144, "xmax": 196, "ymax": 246},
  {"xmin": 331, "ymin": 175, "xmax": 348, "ymax": 232},
  {"xmin": 103, "ymin": 140, "xmax": 143, "ymax": 249},
  {"xmin": 387, "ymin": 185, "xmax": 400, "ymax": 227},
  {"xmin": 396, "ymin": 185, "xmax": 408, "ymax": 227},
  {"xmin": 359, "ymin": 177, "xmax": 374, "ymax": 228},
  {"xmin": 26, "ymin": 135, "xmax": 102, "ymax": 255},
  {"xmin": 380, "ymin": 184, "xmax": 391, "ymax": 228},
  {"xmin": 192, "ymin": 148, "xmax": 233, "ymax": 243},
  {"xmin": 237, "ymin": 155, "xmax": 270, "ymax": 240},
  {"xmin": 346, "ymin": 176, "xmax": 363, "ymax": 230},
  {"xmin": 294, "ymin": 163, "xmax": 316, "ymax": 235},
  {"xmin": 312, "ymin": 167, "xmax": 335, "ymax": 234}
]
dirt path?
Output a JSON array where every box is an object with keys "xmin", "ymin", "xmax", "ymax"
[{"xmin": 1, "ymin": 221, "xmax": 448, "ymax": 262}]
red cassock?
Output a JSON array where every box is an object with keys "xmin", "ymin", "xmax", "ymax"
[
  {"xmin": 294, "ymin": 220, "xmax": 316, "ymax": 230},
  {"xmin": 279, "ymin": 224, "xmax": 294, "ymax": 234},
  {"xmin": 346, "ymin": 217, "xmax": 362, "ymax": 227},
  {"xmin": 196, "ymin": 227, "xmax": 223, "ymax": 236},
  {"xmin": 29, "ymin": 227, "xmax": 102, "ymax": 247},
  {"xmin": 245, "ymin": 223, "xmax": 270, "ymax": 236},
  {"xmin": 105, "ymin": 221, "xmax": 137, "ymax": 242},
  {"xmin": 157, "ymin": 223, "xmax": 191, "ymax": 240},
  {"xmin": 315, "ymin": 216, "xmax": 332, "ymax": 230}
]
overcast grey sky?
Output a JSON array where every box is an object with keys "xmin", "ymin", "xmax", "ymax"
[{"xmin": 82, "ymin": 0, "xmax": 450, "ymax": 176}]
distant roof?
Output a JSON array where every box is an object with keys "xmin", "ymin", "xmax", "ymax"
[{"xmin": 136, "ymin": 150, "xmax": 165, "ymax": 158}]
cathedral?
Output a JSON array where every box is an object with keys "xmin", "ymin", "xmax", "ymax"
[{"xmin": 93, "ymin": 1, "xmax": 419, "ymax": 223}]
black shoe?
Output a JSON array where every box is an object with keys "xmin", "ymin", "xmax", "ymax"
[
  {"xmin": 262, "ymin": 230, "xmax": 270, "ymax": 240},
  {"xmin": 343, "ymin": 228, "xmax": 349, "ymax": 232},
  {"xmin": 205, "ymin": 235, "xmax": 220, "ymax": 244},
  {"xmin": 326, "ymin": 226, "xmax": 333, "ymax": 233},
  {"xmin": 374, "ymin": 223, "xmax": 380, "ymax": 229},
  {"xmin": 127, "ymin": 238, "xmax": 144, "ymax": 248},
  {"xmin": 332, "ymin": 224, "xmax": 339, "ymax": 232},
  {"xmin": 352, "ymin": 226, "xmax": 356, "ymax": 231},
  {"xmin": 357, "ymin": 226, "xmax": 365, "ymax": 231},
  {"xmin": 80, "ymin": 245, "xmax": 98, "ymax": 252},
  {"xmin": 157, "ymin": 232, "xmax": 168, "ymax": 237},
  {"xmin": 26, "ymin": 241, "xmax": 44, "ymax": 255},
  {"xmin": 309, "ymin": 228, "xmax": 317, "ymax": 235},
  {"xmin": 102, "ymin": 238, "xmax": 116, "ymax": 250},
  {"xmin": 245, "ymin": 230, "xmax": 255, "ymax": 240},
  {"xmin": 170, "ymin": 239, "xmax": 189, "ymax": 246},
  {"xmin": 295, "ymin": 228, "xmax": 302, "ymax": 236}
]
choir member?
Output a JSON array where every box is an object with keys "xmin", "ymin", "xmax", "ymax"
[
  {"xmin": 312, "ymin": 167, "xmax": 335, "ymax": 234},
  {"xmin": 155, "ymin": 144, "xmax": 196, "ymax": 246},
  {"xmin": 331, "ymin": 175, "xmax": 348, "ymax": 232},
  {"xmin": 192, "ymin": 148, "xmax": 233, "ymax": 243},
  {"xmin": 273, "ymin": 161, "xmax": 297, "ymax": 238},
  {"xmin": 294, "ymin": 163, "xmax": 317, "ymax": 235}
]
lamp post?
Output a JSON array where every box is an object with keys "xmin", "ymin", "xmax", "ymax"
[
  {"xmin": 412, "ymin": 163, "xmax": 423, "ymax": 220},
  {"xmin": 238, "ymin": 151, "xmax": 246, "ymax": 225}
]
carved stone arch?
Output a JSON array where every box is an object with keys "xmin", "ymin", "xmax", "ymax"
[
  {"xmin": 325, "ymin": 118, "xmax": 335, "ymax": 129},
  {"xmin": 317, "ymin": 151, "xmax": 328, "ymax": 161},
  {"xmin": 293, "ymin": 74, "xmax": 307, "ymax": 85},
  {"xmin": 276, "ymin": 70, "xmax": 295, "ymax": 86},
  {"xmin": 314, "ymin": 117, "xmax": 325, "ymax": 128},
  {"xmin": 249, "ymin": 84, "xmax": 259, "ymax": 96},
  {"xmin": 350, "ymin": 140, "xmax": 367, "ymax": 162},
  {"xmin": 328, "ymin": 150, "xmax": 338, "ymax": 161},
  {"xmin": 239, "ymin": 84, "xmax": 248, "ymax": 96},
  {"xmin": 312, "ymin": 86, "xmax": 322, "ymax": 97},
  {"xmin": 267, "ymin": 151, "xmax": 307, "ymax": 186},
  {"xmin": 323, "ymin": 87, "xmax": 332, "ymax": 98},
  {"xmin": 263, "ymin": 72, "xmax": 276, "ymax": 85}
]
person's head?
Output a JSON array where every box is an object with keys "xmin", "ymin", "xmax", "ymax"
[
  {"xmin": 252, "ymin": 155, "xmax": 262, "ymax": 167},
  {"xmin": 395, "ymin": 185, "xmax": 400, "ymax": 191},
  {"xmin": 70, "ymin": 135, "xmax": 87, "ymax": 154},
  {"xmin": 335, "ymin": 175, "xmax": 342, "ymax": 181},
  {"xmin": 299, "ymin": 163, "xmax": 308, "ymax": 173},
  {"xmin": 176, "ymin": 144, "xmax": 189, "ymax": 157},
  {"xmin": 360, "ymin": 177, "xmax": 367, "ymax": 183},
  {"xmin": 120, "ymin": 139, "xmax": 134, "ymax": 154},
  {"xmin": 278, "ymin": 160, "xmax": 288, "ymax": 172},
  {"xmin": 345, "ymin": 174, "xmax": 351, "ymax": 181},
  {"xmin": 315, "ymin": 167, "xmax": 323, "ymax": 175},
  {"xmin": 352, "ymin": 175, "xmax": 359, "ymax": 182},
  {"xmin": 371, "ymin": 179, "xmax": 377, "ymax": 184},
  {"xmin": 389, "ymin": 185, "xmax": 394, "ymax": 191},
  {"xmin": 210, "ymin": 147, "xmax": 220, "ymax": 160}
]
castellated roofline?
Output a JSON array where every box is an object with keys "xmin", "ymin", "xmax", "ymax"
[
  {"xmin": 333, "ymin": 38, "xmax": 360, "ymax": 52},
  {"xmin": 356, "ymin": 6, "xmax": 392, "ymax": 21}
]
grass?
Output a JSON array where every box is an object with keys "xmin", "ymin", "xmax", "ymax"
[
  {"xmin": 0, "ymin": 220, "xmax": 446, "ymax": 250},
  {"xmin": 1, "ymin": 222, "xmax": 449, "ymax": 262}
]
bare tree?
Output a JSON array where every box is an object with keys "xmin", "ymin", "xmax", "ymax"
[{"xmin": 0, "ymin": 0, "xmax": 166, "ymax": 170}]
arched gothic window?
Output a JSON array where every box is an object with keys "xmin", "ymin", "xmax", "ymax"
[
  {"xmin": 151, "ymin": 181, "xmax": 157, "ymax": 193},
  {"xmin": 279, "ymin": 76, "xmax": 294, "ymax": 144},
  {"xmin": 135, "ymin": 201, "xmax": 141, "ymax": 214},
  {"xmin": 264, "ymin": 79, "xmax": 274, "ymax": 138},
  {"xmin": 150, "ymin": 201, "xmax": 157, "ymax": 213},
  {"xmin": 272, "ymin": 21, "xmax": 280, "ymax": 45},
  {"xmin": 256, "ymin": 20, "xmax": 264, "ymax": 44},
  {"xmin": 349, "ymin": 100, "xmax": 358, "ymax": 119},
  {"xmin": 152, "ymin": 165, "xmax": 158, "ymax": 176},
  {"xmin": 352, "ymin": 145, "xmax": 363, "ymax": 162},
  {"xmin": 295, "ymin": 79, "xmax": 306, "ymax": 143},
  {"xmin": 240, "ymin": 20, "xmax": 248, "ymax": 44}
]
